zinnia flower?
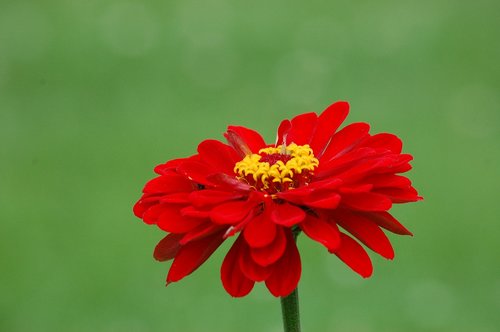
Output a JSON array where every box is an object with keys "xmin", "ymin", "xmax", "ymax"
[{"xmin": 133, "ymin": 101, "xmax": 421, "ymax": 297}]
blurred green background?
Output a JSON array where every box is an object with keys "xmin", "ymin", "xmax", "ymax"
[{"xmin": 1, "ymin": 0, "xmax": 499, "ymax": 331}]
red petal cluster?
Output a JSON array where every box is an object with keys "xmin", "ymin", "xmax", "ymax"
[{"xmin": 133, "ymin": 101, "xmax": 422, "ymax": 297}]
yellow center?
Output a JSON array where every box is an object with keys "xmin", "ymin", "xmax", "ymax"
[{"xmin": 234, "ymin": 143, "xmax": 319, "ymax": 193}]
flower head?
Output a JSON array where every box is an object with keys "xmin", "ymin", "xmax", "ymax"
[{"xmin": 133, "ymin": 101, "xmax": 422, "ymax": 297}]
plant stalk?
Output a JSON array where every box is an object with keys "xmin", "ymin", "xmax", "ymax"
[{"xmin": 280, "ymin": 287, "xmax": 301, "ymax": 332}]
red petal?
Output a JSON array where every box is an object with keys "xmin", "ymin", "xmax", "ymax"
[
  {"xmin": 160, "ymin": 193, "xmax": 191, "ymax": 204},
  {"xmin": 239, "ymin": 242, "xmax": 274, "ymax": 282},
  {"xmin": 331, "ymin": 233, "xmax": 373, "ymax": 278},
  {"xmin": 276, "ymin": 187, "xmax": 314, "ymax": 205},
  {"xmin": 250, "ymin": 227, "xmax": 287, "ymax": 266},
  {"xmin": 300, "ymin": 215, "xmax": 341, "ymax": 251},
  {"xmin": 276, "ymin": 178, "xmax": 342, "ymax": 205},
  {"xmin": 310, "ymin": 101, "xmax": 350, "ymax": 158},
  {"xmin": 333, "ymin": 158, "xmax": 390, "ymax": 184},
  {"xmin": 339, "ymin": 184, "xmax": 373, "ymax": 194},
  {"xmin": 276, "ymin": 119, "xmax": 291, "ymax": 146},
  {"xmin": 177, "ymin": 159, "xmax": 214, "ymax": 185},
  {"xmin": 180, "ymin": 224, "xmax": 223, "ymax": 245},
  {"xmin": 134, "ymin": 194, "xmax": 158, "ymax": 218},
  {"xmin": 221, "ymin": 237, "xmax": 255, "ymax": 297},
  {"xmin": 316, "ymin": 147, "xmax": 376, "ymax": 179},
  {"xmin": 167, "ymin": 231, "xmax": 225, "ymax": 283},
  {"xmin": 305, "ymin": 192, "xmax": 341, "ymax": 209},
  {"xmin": 391, "ymin": 162, "xmax": 412, "ymax": 174},
  {"xmin": 154, "ymin": 233, "xmax": 184, "ymax": 261},
  {"xmin": 367, "ymin": 174, "xmax": 411, "ymax": 188},
  {"xmin": 225, "ymin": 126, "xmax": 266, "ymax": 155},
  {"xmin": 206, "ymin": 173, "xmax": 252, "ymax": 192},
  {"xmin": 287, "ymin": 112, "xmax": 318, "ymax": 145},
  {"xmin": 375, "ymin": 187, "xmax": 421, "ymax": 203},
  {"xmin": 189, "ymin": 190, "xmax": 244, "ymax": 208},
  {"xmin": 335, "ymin": 211, "xmax": 394, "ymax": 259},
  {"xmin": 157, "ymin": 206, "xmax": 205, "ymax": 233},
  {"xmin": 197, "ymin": 140, "xmax": 239, "ymax": 175},
  {"xmin": 265, "ymin": 231, "xmax": 302, "ymax": 297},
  {"xmin": 307, "ymin": 177, "xmax": 344, "ymax": 190},
  {"xmin": 154, "ymin": 158, "xmax": 186, "ymax": 175},
  {"xmin": 243, "ymin": 210, "xmax": 277, "ymax": 248},
  {"xmin": 143, "ymin": 174, "xmax": 194, "ymax": 194},
  {"xmin": 142, "ymin": 204, "xmax": 164, "ymax": 224},
  {"xmin": 270, "ymin": 202, "xmax": 306, "ymax": 226},
  {"xmin": 378, "ymin": 154, "xmax": 413, "ymax": 174},
  {"xmin": 361, "ymin": 133, "xmax": 402, "ymax": 153},
  {"xmin": 341, "ymin": 192, "xmax": 393, "ymax": 211},
  {"xmin": 180, "ymin": 206, "xmax": 211, "ymax": 218},
  {"xmin": 361, "ymin": 211, "xmax": 413, "ymax": 235},
  {"xmin": 210, "ymin": 200, "xmax": 258, "ymax": 225},
  {"xmin": 321, "ymin": 122, "xmax": 371, "ymax": 162}
]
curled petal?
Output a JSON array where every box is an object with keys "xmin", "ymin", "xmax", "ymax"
[
  {"xmin": 321, "ymin": 122, "xmax": 371, "ymax": 162},
  {"xmin": 180, "ymin": 206, "xmax": 211, "ymax": 218},
  {"xmin": 143, "ymin": 174, "xmax": 194, "ymax": 194},
  {"xmin": 316, "ymin": 147, "xmax": 376, "ymax": 179},
  {"xmin": 225, "ymin": 126, "xmax": 266, "ymax": 155},
  {"xmin": 197, "ymin": 140, "xmax": 240, "ymax": 175},
  {"xmin": 133, "ymin": 194, "xmax": 159, "ymax": 218},
  {"xmin": 310, "ymin": 101, "xmax": 350, "ymax": 158},
  {"xmin": 374, "ymin": 187, "xmax": 421, "ymax": 203},
  {"xmin": 287, "ymin": 112, "xmax": 318, "ymax": 145},
  {"xmin": 243, "ymin": 210, "xmax": 277, "ymax": 248},
  {"xmin": 210, "ymin": 200, "xmax": 259, "ymax": 225},
  {"xmin": 305, "ymin": 192, "xmax": 341, "ymax": 209},
  {"xmin": 339, "ymin": 184, "xmax": 373, "ymax": 194},
  {"xmin": 154, "ymin": 158, "xmax": 186, "ymax": 175},
  {"xmin": 250, "ymin": 226, "xmax": 287, "ymax": 266},
  {"xmin": 335, "ymin": 211, "xmax": 394, "ymax": 259},
  {"xmin": 331, "ymin": 233, "xmax": 373, "ymax": 278},
  {"xmin": 360, "ymin": 211, "xmax": 413, "ymax": 235},
  {"xmin": 275, "ymin": 187, "xmax": 314, "ymax": 205},
  {"xmin": 341, "ymin": 192, "xmax": 393, "ymax": 211},
  {"xmin": 380, "ymin": 154, "xmax": 414, "ymax": 174},
  {"xmin": 157, "ymin": 206, "xmax": 205, "ymax": 233},
  {"xmin": 189, "ymin": 190, "xmax": 244, "ymax": 209},
  {"xmin": 361, "ymin": 133, "xmax": 402, "ymax": 153},
  {"xmin": 276, "ymin": 178, "xmax": 342, "ymax": 205},
  {"xmin": 177, "ymin": 160, "xmax": 214, "ymax": 185},
  {"xmin": 221, "ymin": 237, "xmax": 255, "ymax": 297},
  {"xmin": 167, "ymin": 231, "xmax": 225, "ymax": 283},
  {"xmin": 333, "ymin": 158, "xmax": 390, "ymax": 184},
  {"xmin": 141, "ymin": 203, "xmax": 164, "ymax": 224},
  {"xmin": 160, "ymin": 193, "xmax": 191, "ymax": 204},
  {"xmin": 300, "ymin": 215, "xmax": 341, "ymax": 251},
  {"xmin": 180, "ymin": 223, "xmax": 223, "ymax": 245},
  {"xmin": 276, "ymin": 119, "xmax": 291, "ymax": 146},
  {"xmin": 270, "ymin": 202, "xmax": 306, "ymax": 226},
  {"xmin": 367, "ymin": 174, "xmax": 412, "ymax": 188},
  {"xmin": 206, "ymin": 173, "xmax": 252, "ymax": 192},
  {"xmin": 239, "ymin": 241, "xmax": 274, "ymax": 282},
  {"xmin": 154, "ymin": 233, "xmax": 184, "ymax": 261},
  {"xmin": 265, "ymin": 231, "xmax": 302, "ymax": 297}
]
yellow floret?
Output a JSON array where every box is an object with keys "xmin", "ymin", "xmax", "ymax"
[{"xmin": 234, "ymin": 143, "xmax": 319, "ymax": 190}]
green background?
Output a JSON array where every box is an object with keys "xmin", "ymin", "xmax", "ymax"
[{"xmin": 1, "ymin": 0, "xmax": 499, "ymax": 331}]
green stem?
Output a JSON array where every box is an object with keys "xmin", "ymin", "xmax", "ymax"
[
  {"xmin": 281, "ymin": 228, "xmax": 301, "ymax": 332},
  {"xmin": 280, "ymin": 287, "xmax": 301, "ymax": 332}
]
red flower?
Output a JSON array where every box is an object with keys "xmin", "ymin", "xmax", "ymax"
[{"xmin": 134, "ymin": 101, "xmax": 422, "ymax": 297}]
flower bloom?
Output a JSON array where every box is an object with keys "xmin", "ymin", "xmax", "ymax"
[{"xmin": 133, "ymin": 101, "xmax": 421, "ymax": 297}]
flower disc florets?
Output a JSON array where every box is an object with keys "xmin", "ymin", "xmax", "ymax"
[{"xmin": 234, "ymin": 143, "xmax": 319, "ymax": 193}]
